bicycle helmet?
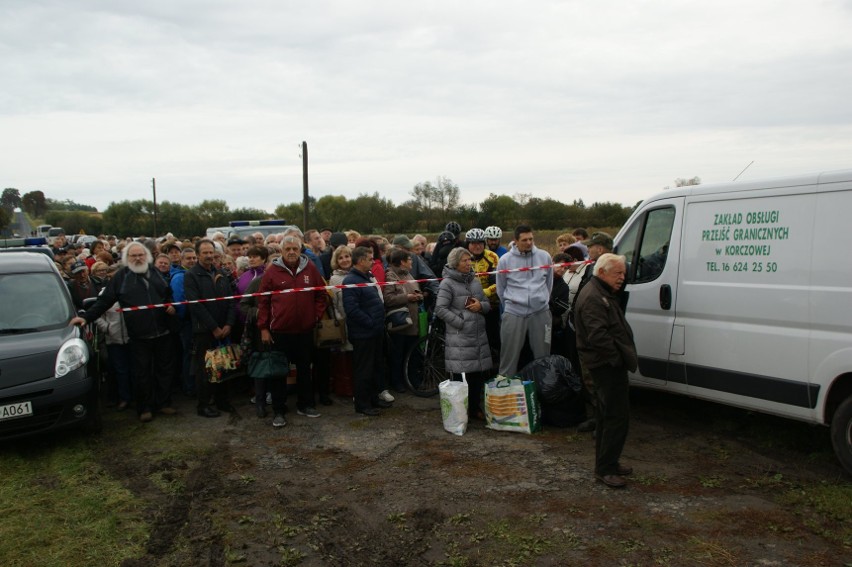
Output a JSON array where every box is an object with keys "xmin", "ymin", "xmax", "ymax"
[
  {"xmin": 465, "ymin": 228, "xmax": 486, "ymax": 242},
  {"xmin": 445, "ymin": 221, "xmax": 462, "ymax": 237},
  {"xmin": 484, "ymin": 226, "xmax": 502, "ymax": 239}
]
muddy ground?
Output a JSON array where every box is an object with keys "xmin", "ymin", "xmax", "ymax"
[{"xmin": 89, "ymin": 385, "xmax": 849, "ymax": 567}]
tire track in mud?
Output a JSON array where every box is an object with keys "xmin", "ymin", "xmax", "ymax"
[{"xmin": 98, "ymin": 438, "xmax": 231, "ymax": 567}]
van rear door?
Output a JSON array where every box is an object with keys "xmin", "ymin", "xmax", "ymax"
[{"xmin": 616, "ymin": 197, "xmax": 684, "ymax": 388}]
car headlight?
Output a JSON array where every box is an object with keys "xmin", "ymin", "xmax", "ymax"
[{"xmin": 56, "ymin": 338, "xmax": 89, "ymax": 377}]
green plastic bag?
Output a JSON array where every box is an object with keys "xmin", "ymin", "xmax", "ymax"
[{"xmin": 418, "ymin": 304, "xmax": 428, "ymax": 337}]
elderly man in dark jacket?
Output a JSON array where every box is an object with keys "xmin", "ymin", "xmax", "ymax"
[
  {"xmin": 185, "ymin": 239, "xmax": 237, "ymax": 418},
  {"xmin": 71, "ymin": 241, "xmax": 177, "ymax": 423},
  {"xmin": 575, "ymin": 253, "xmax": 637, "ymax": 489},
  {"xmin": 343, "ymin": 246, "xmax": 391, "ymax": 416}
]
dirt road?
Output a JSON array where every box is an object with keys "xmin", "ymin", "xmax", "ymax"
[{"xmin": 100, "ymin": 387, "xmax": 848, "ymax": 566}]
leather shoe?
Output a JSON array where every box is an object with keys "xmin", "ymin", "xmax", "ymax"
[
  {"xmin": 197, "ymin": 406, "xmax": 221, "ymax": 418},
  {"xmin": 596, "ymin": 474, "xmax": 627, "ymax": 488},
  {"xmin": 372, "ymin": 399, "xmax": 392, "ymax": 409},
  {"xmin": 139, "ymin": 411, "xmax": 153, "ymax": 423},
  {"xmin": 216, "ymin": 403, "xmax": 236, "ymax": 413},
  {"xmin": 616, "ymin": 464, "xmax": 633, "ymax": 476},
  {"xmin": 356, "ymin": 407, "xmax": 380, "ymax": 416}
]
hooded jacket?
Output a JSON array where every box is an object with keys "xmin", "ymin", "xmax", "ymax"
[
  {"xmin": 256, "ymin": 254, "xmax": 327, "ymax": 335},
  {"xmin": 435, "ymin": 265, "xmax": 492, "ymax": 373},
  {"xmin": 496, "ymin": 243, "xmax": 553, "ymax": 317}
]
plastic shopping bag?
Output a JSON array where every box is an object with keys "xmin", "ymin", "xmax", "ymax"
[
  {"xmin": 205, "ymin": 342, "xmax": 243, "ymax": 383},
  {"xmin": 484, "ymin": 376, "xmax": 542, "ymax": 434},
  {"xmin": 439, "ymin": 374, "xmax": 469, "ymax": 436}
]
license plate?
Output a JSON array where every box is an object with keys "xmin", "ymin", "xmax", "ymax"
[{"xmin": 0, "ymin": 401, "xmax": 33, "ymax": 421}]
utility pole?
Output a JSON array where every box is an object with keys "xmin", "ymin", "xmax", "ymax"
[
  {"xmin": 152, "ymin": 177, "xmax": 159, "ymax": 236},
  {"xmin": 301, "ymin": 141, "xmax": 309, "ymax": 230}
]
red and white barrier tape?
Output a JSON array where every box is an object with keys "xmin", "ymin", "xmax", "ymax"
[{"xmin": 118, "ymin": 260, "xmax": 590, "ymax": 312}]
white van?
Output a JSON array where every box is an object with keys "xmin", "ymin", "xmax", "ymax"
[{"xmin": 614, "ymin": 168, "xmax": 852, "ymax": 473}]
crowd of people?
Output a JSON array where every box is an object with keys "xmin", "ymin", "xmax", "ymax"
[{"xmin": 57, "ymin": 220, "xmax": 637, "ymax": 488}]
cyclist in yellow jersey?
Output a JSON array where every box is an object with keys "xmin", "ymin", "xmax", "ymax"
[{"xmin": 465, "ymin": 228, "xmax": 501, "ymax": 353}]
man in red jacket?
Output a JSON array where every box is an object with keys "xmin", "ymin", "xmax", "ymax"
[{"xmin": 257, "ymin": 235, "xmax": 328, "ymax": 427}]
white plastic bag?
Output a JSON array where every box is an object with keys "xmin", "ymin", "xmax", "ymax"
[{"xmin": 439, "ymin": 373, "xmax": 469, "ymax": 436}]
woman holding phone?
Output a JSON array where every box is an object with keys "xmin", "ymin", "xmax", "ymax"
[{"xmin": 435, "ymin": 247, "xmax": 493, "ymax": 418}]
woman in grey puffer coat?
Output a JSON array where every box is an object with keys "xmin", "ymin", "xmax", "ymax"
[{"xmin": 435, "ymin": 247, "xmax": 493, "ymax": 417}]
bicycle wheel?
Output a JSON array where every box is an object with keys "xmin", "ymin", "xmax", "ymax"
[{"xmin": 403, "ymin": 333, "xmax": 447, "ymax": 397}]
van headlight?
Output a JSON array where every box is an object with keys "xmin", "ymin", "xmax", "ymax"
[{"xmin": 56, "ymin": 338, "xmax": 89, "ymax": 377}]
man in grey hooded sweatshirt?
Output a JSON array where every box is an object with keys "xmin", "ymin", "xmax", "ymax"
[{"xmin": 496, "ymin": 224, "xmax": 553, "ymax": 377}]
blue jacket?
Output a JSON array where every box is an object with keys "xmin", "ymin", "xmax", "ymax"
[
  {"xmin": 170, "ymin": 269, "xmax": 188, "ymax": 320},
  {"xmin": 342, "ymin": 268, "xmax": 385, "ymax": 339}
]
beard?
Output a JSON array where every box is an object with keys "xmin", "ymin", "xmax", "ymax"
[{"xmin": 128, "ymin": 260, "xmax": 149, "ymax": 275}]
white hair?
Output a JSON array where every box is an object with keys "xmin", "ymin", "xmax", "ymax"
[
  {"xmin": 284, "ymin": 227, "xmax": 304, "ymax": 239},
  {"xmin": 121, "ymin": 241, "xmax": 153, "ymax": 266},
  {"xmin": 593, "ymin": 253, "xmax": 626, "ymax": 276}
]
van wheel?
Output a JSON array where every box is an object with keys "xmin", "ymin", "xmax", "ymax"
[{"xmin": 830, "ymin": 396, "xmax": 852, "ymax": 476}]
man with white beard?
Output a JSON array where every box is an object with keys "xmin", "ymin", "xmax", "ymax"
[{"xmin": 72, "ymin": 241, "xmax": 178, "ymax": 423}]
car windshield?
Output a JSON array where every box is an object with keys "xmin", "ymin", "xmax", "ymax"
[{"xmin": 0, "ymin": 272, "xmax": 74, "ymax": 332}]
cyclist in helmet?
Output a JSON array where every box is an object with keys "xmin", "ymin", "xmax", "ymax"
[
  {"xmin": 430, "ymin": 222, "xmax": 464, "ymax": 276},
  {"xmin": 465, "ymin": 228, "xmax": 502, "ymax": 352},
  {"xmin": 484, "ymin": 226, "xmax": 508, "ymax": 257}
]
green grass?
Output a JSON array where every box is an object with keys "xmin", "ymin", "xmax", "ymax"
[
  {"xmin": 0, "ymin": 438, "xmax": 147, "ymax": 567},
  {"xmin": 778, "ymin": 480, "xmax": 852, "ymax": 546}
]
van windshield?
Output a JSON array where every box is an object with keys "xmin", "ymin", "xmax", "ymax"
[{"xmin": 0, "ymin": 272, "xmax": 74, "ymax": 332}]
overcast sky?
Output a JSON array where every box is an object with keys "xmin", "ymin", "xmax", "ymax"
[{"xmin": 3, "ymin": 0, "xmax": 851, "ymax": 214}]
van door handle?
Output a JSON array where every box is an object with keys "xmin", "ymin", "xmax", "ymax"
[{"xmin": 659, "ymin": 284, "xmax": 672, "ymax": 310}]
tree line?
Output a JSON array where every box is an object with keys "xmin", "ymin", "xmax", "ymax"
[{"xmin": 3, "ymin": 179, "xmax": 638, "ymax": 238}]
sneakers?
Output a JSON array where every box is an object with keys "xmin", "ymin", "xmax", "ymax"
[
  {"xmin": 297, "ymin": 407, "xmax": 321, "ymax": 418},
  {"xmin": 272, "ymin": 414, "xmax": 287, "ymax": 427},
  {"xmin": 378, "ymin": 390, "xmax": 395, "ymax": 403}
]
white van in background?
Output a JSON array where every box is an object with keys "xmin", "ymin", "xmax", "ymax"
[{"xmin": 614, "ymin": 168, "xmax": 852, "ymax": 474}]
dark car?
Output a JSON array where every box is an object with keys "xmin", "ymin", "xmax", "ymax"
[{"xmin": 0, "ymin": 251, "xmax": 101, "ymax": 439}]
